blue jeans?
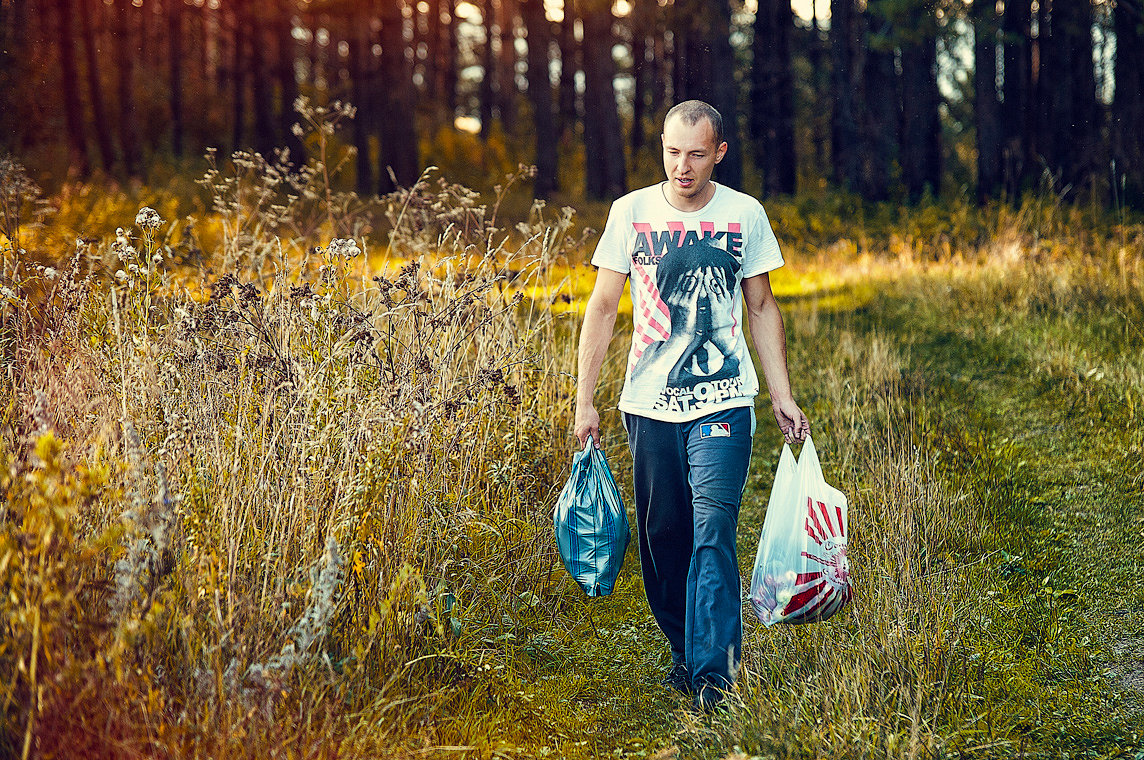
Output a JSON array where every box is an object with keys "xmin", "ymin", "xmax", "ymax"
[{"xmin": 623, "ymin": 406, "xmax": 754, "ymax": 690}]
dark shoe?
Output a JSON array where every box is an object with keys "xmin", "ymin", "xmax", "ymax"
[
  {"xmin": 693, "ymin": 683, "xmax": 728, "ymax": 713},
  {"xmin": 661, "ymin": 662, "xmax": 693, "ymax": 695}
]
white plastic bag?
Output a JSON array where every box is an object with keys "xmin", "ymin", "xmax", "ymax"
[{"xmin": 749, "ymin": 435, "xmax": 852, "ymax": 626}]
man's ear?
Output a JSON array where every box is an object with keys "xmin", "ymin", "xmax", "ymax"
[{"xmin": 715, "ymin": 141, "xmax": 728, "ymax": 163}]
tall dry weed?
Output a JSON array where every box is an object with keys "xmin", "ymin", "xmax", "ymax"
[{"xmin": 0, "ymin": 101, "xmax": 585, "ymax": 756}]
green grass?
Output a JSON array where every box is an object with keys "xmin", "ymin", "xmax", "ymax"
[{"xmin": 471, "ymin": 249, "xmax": 1144, "ymax": 759}]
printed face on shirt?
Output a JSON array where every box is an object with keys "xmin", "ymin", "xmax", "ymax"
[
  {"xmin": 655, "ymin": 241, "xmax": 742, "ymax": 385},
  {"xmin": 661, "ymin": 115, "xmax": 729, "ymax": 212},
  {"xmin": 627, "ymin": 233, "xmax": 747, "ymax": 417}
]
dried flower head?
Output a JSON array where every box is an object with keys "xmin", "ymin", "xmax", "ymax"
[
  {"xmin": 325, "ymin": 238, "xmax": 362, "ymax": 259},
  {"xmin": 135, "ymin": 206, "xmax": 164, "ymax": 230}
]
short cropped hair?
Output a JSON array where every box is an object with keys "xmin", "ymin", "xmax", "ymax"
[{"xmin": 664, "ymin": 100, "xmax": 724, "ymax": 146}]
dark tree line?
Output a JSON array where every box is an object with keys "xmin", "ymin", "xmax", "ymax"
[{"xmin": 1, "ymin": 0, "xmax": 1142, "ymax": 206}]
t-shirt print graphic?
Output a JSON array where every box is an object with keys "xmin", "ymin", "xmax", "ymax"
[{"xmin": 628, "ymin": 222, "xmax": 747, "ymax": 416}]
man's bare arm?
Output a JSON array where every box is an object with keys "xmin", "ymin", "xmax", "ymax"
[
  {"xmin": 743, "ymin": 273, "xmax": 809, "ymax": 444},
  {"xmin": 575, "ymin": 267, "xmax": 628, "ymax": 448}
]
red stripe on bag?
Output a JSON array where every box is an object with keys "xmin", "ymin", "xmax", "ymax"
[
  {"xmin": 806, "ymin": 496, "xmax": 827, "ymax": 543},
  {"xmin": 818, "ymin": 500, "xmax": 836, "ymax": 537}
]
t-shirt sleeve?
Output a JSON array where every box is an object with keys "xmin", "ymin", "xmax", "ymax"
[
  {"xmin": 740, "ymin": 203, "xmax": 784, "ymax": 279},
  {"xmin": 590, "ymin": 200, "xmax": 631, "ymax": 274}
]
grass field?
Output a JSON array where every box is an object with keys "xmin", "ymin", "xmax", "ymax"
[{"xmin": 3, "ymin": 130, "xmax": 1143, "ymax": 758}]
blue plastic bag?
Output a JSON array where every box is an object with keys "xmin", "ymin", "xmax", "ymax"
[{"xmin": 553, "ymin": 437, "xmax": 630, "ymax": 597}]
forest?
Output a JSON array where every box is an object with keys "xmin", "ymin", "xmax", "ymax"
[{"xmin": 2, "ymin": 0, "xmax": 1143, "ymax": 206}]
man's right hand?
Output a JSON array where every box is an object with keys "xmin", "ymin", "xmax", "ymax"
[{"xmin": 575, "ymin": 404, "xmax": 601, "ymax": 449}]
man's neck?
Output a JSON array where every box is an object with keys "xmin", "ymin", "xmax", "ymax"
[{"xmin": 663, "ymin": 181, "xmax": 717, "ymax": 212}]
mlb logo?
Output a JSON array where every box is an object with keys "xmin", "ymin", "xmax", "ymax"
[{"xmin": 700, "ymin": 423, "xmax": 731, "ymax": 438}]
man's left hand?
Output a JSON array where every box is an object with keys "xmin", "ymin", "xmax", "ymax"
[{"xmin": 773, "ymin": 398, "xmax": 809, "ymax": 444}]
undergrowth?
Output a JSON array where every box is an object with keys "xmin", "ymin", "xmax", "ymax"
[{"xmin": 2, "ymin": 102, "xmax": 586, "ymax": 758}]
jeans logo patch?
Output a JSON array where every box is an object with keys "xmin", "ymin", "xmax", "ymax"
[{"xmin": 700, "ymin": 422, "xmax": 731, "ymax": 438}]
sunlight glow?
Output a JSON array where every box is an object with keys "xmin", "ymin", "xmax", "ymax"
[
  {"xmin": 454, "ymin": 115, "xmax": 482, "ymax": 134},
  {"xmin": 790, "ymin": 0, "xmax": 831, "ymax": 22},
  {"xmin": 455, "ymin": 1, "xmax": 480, "ymax": 20}
]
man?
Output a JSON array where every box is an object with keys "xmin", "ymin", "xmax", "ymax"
[{"xmin": 574, "ymin": 100, "xmax": 809, "ymax": 710}]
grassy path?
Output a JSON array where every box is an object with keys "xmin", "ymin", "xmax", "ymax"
[
  {"xmin": 509, "ymin": 260, "xmax": 1142, "ymax": 759},
  {"xmin": 839, "ymin": 268, "xmax": 1144, "ymax": 754}
]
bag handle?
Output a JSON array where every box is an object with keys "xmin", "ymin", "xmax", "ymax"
[
  {"xmin": 798, "ymin": 434, "xmax": 819, "ymax": 470},
  {"xmin": 586, "ymin": 437, "xmax": 623, "ymax": 495}
]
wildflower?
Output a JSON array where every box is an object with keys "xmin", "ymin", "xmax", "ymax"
[
  {"xmin": 325, "ymin": 238, "xmax": 362, "ymax": 259},
  {"xmin": 42, "ymin": 266, "xmax": 57, "ymax": 279},
  {"xmin": 115, "ymin": 270, "xmax": 128, "ymax": 281},
  {"xmin": 135, "ymin": 206, "xmax": 163, "ymax": 230}
]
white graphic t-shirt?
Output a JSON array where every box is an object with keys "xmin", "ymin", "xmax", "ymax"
[{"xmin": 592, "ymin": 182, "xmax": 784, "ymax": 423}]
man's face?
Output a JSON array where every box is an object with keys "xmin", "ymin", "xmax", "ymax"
[{"xmin": 661, "ymin": 115, "xmax": 728, "ymax": 211}]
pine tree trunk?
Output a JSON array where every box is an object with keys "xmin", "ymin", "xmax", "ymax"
[
  {"xmin": 377, "ymin": 0, "xmax": 420, "ymax": 193},
  {"xmin": 205, "ymin": 1, "xmax": 221, "ymax": 88},
  {"xmin": 138, "ymin": 0, "xmax": 149, "ymax": 69},
  {"xmin": 974, "ymin": 0, "xmax": 1002, "ymax": 202},
  {"xmin": 81, "ymin": 0, "xmax": 118, "ymax": 171},
  {"xmin": 651, "ymin": 12, "xmax": 667, "ymax": 111},
  {"xmin": 1002, "ymin": 0, "xmax": 1032, "ymax": 197},
  {"xmin": 56, "ymin": 0, "xmax": 92, "ymax": 177},
  {"xmin": 900, "ymin": 31, "xmax": 942, "ymax": 201},
  {"xmin": 496, "ymin": 0, "xmax": 519, "ymax": 133},
  {"xmin": 1039, "ymin": 0, "xmax": 1099, "ymax": 195},
  {"xmin": 480, "ymin": 0, "xmax": 496, "ymax": 138},
  {"xmin": 251, "ymin": 8, "xmax": 276, "ymax": 158},
  {"xmin": 1113, "ymin": 0, "xmax": 1144, "ymax": 203},
  {"xmin": 426, "ymin": 0, "xmax": 443, "ymax": 113},
  {"xmin": 0, "ymin": 0, "xmax": 32, "ymax": 153},
  {"xmin": 860, "ymin": 18, "xmax": 897, "ymax": 202},
  {"xmin": 231, "ymin": 0, "xmax": 248, "ymax": 151},
  {"xmin": 167, "ymin": 0, "xmax": 185, "ymax": 158},
  {"xmin": 521, "ymin": 0, "xmax": 558, "ymax": 196},
  {"xmin": 0, "ymin": 0, "xmax": 17, "ymax": 152},
  {"xmin": 708, "ymin": 0, "xmax": 740, "ymax": 189},
  {"xmin": 829, "ymin": 0, "xmax": 861, "ymax": 190},
  {"xmin": 630, "ymin": 1, "xmax": 650, "ymax": 154},
  {"xmin": 581, "ymin": 0, "xmax": 626, "ymax": 200},
  {"xmin": 427, "ymin": 0, "xmax": 439, "ymax": 105},
  {"xmin": 809, "ymin": 2, "xmax": 826, "ymax": 176},
  {"xmin": 446, "ymin": 0, "xmax": 460, "ymax": 117},
  {"xmin": 672, "ymin": 0, "xmax": 739, "ymax": 188},
  {"xmin": 349, "ymin": 19, "xmax": 373, "ymax": 193},
  {"xmin": 115, "ymin": 0, "xmax": 142, "ymax": 177},
  {"xmin": 672, "ymin": 1, "xmax": 691, "ymax": 102},
  {"xmin": 557, "ymin": 0, "xmax": 579, "ymax": 140},
  {"xmin": 275, "ymin": 0, "xmax": 305, "ymax": 163},
  {"xmin": 752, "ymin": 0, "xmax": 797, "ymax": 196}
]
